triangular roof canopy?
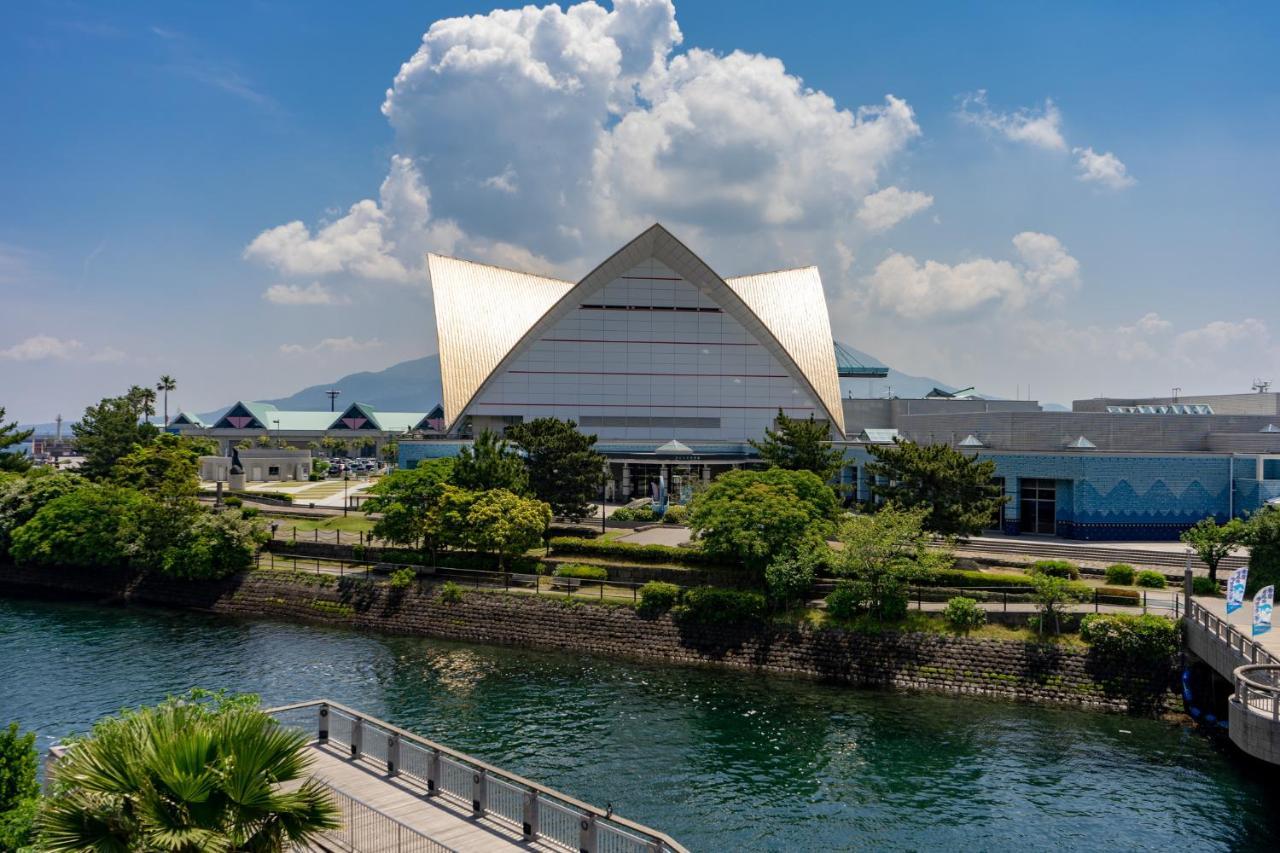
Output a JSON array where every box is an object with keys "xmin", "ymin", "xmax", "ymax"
[
  {"xmin": 170, "ymin": 411, "xmax": 206, "ymax": 427},
  {"xmin": 331, "ymin": 402, "xmax": 379, "ymax": 430},
  {"xmin": 655, "ymin": 439, "xmax": 694, "ymax": 454},
  {"xmin": 958, "ymin": 434, "xmax": 985, "ymax": 447},
  {"xmin": 430, "ymin": 223, "xmax": 845, "ymax": 434},
  {"xmin": 1066, "ymin": 435, "xmax": 1097, "ymax": 449}
]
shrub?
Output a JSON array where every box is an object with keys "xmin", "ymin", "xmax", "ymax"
[
  {"xmin": 675, "ymin": 587, "xmax": 766, "ymax": 625},
  {"xmin": 943, "ymin": 596, "xmax": 986, "ymax": 635},
  {"xmin": 764, "ymin": 545, "xmax": 820, "ymax": 608},
  {"xmin": 1135, "ymin": 570, "xmax": 1167, "ymax": 589},
  {"xmin": 439, "ymin": 581, "xmax": 464, "ymax": 603},
  {"xmin": 638, "ymin": 581, "xmax": 681, "ymax": 614},
  {"xmin": 1192, "ymin": 576, "xmax": 1220, "ymax": 596},
  {"xmin": 388, "ymin": 567, "xmax": 417, "ymax": 589},
  {"xmin": 1095, "ymin": 586, "xmax": 1141, "ymax": 605},
  {"xmin": 610, "ymin": 505, "xmax": 657, "ymax": 522},
  {"xmin": 919, "ymin": 568, "xmax": 1035, "ymax": 589},
  {"xmin": 240, "ymin": 505, "xmax": 260, "ymax": 519},
  {"xmin": 1080, "ymin": 613, "xmax": 1179, "ymax": 663},
  {"xmin": 1029, "ymin": 559, "xmax": 1080, "ymax": 580},
  {"xmin": 548, "ymin": 536, "xmax": 727, "ymax": 566},
  {"xmin": 223, "ymin": 495, "xmax": 243, "ymax": 508},
  {"xmin": 553, "ymin": 563, "xmax": 608, "ymax": 580},
  {"xmin": 662, "ymin": 504, "xmax": 689, "ymax": 525},
  {"xmin": 1104, "ymin": 563, "xmax": 1136, "ymax": 586},
  {"xmin": 824, "ymin": 581, "xmax": 862, "ymax": 621}
]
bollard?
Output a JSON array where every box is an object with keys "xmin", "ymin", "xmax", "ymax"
[
  {"xmin": 318, "ymin": 704, "xmax": 329, "ymax": 743},
  {"xmin": 523, "ymin": 791, "xmax": 539, "ymax": 841},
  {"xmin": 387, "ymin": 733, "xmax": 400, "ymax": 776},
  {"xmin": 350, "ymin": 717, "xmax": 363, "ymax": 759}
]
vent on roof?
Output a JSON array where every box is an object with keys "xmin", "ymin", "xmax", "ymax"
[
  {"xmin": 1065, "ymin": 435, "xmax": 1097, "ymax": 449},
  {"xmin": 1262, "ymin": 424, "xmax": 1280, "ymax": 433},
  {"xmin": 1105, "ymin": 404, "xmax": 1214, "ymax": 415},
  {"xmin": 858, "ymin": 428, "xmax": 899, "ymax": 444},
  {"xmin": 957, "ymin": 434, "xmax": 985, "ymax": 447}
]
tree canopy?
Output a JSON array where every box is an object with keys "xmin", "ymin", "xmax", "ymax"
[
  {"xmin": 0, "ymin": 407, "xmax": 33, "ymax": 474},
  {"xmin": 748, "ymin": 409, "xmax": 844, "ymax": 481},
  {"xmin": 1246, "ymin": 507, "xmax": 1280, "ymax": 596},
  {"xmin": 452, "ymin": 429, "xmax": 528, "ymax": 494},
  {"xmin": 1180, "ymin": 516, "xmax": 1248, "ymax": 583},
  {"xmin": 864, "ymin": 440, "xmax": 1008, "ymax": 536},
  {"xmin": 689, "ymin": 468, "xmax": 839, "ymax": 573},
  {"xmin": 362, "ymin": 459, "xmax": 457, "ymax": 554},
  {"xmin": 833, "ymin": 503, "xmax": 951, "ymax": 621},
  {"xmin": 457, "ymin": 488, "xmax": 552, "ymax": 569},
  {"xmin": 72, "ymin": 391, "xmax": 161, "ymax": 480},
  {"xmin": 506, "ymin": 417, "xmax": 604, "ymax": 520}
]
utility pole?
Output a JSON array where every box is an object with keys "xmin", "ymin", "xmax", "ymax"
[{"xmin": 326, "ymin": 389, "xmax": 341, "ymax": 412}]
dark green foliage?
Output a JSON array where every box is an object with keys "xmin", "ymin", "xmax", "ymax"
[
  {"xmin": 452, "ymin": 430, "xmax": 528, "ymax": 494},
  {"xmin": 943, "ymin": 597, "xmax": 986, "ymax": 634},
  {"xmin": 439, "ymin": 581, "xmax": 464, "ymax": 603},
  {"xmin": 110, "ymin": 433, "xmax": 204, "ymax": 493},
  {"xmin": 240, "ymin": 506, "xmax": 260, "ymax": 519},
  {"xmin": 71, "ymin": 391, "xmax": 161, "ymax": 480},
  {"xmin": 834, "ymin": 505, "xmax": 948, "ymax": 621},
  {"xmin": 1104, "ymin": 563, "xmax": 1136, "ymax": 585},
  {"xmin": 824, "ymin": 581, "xmax": 861, "ymax": 621},
  {"xmin": 1246, "ymin": 507, "xmax": 1280, "ymax": 596},
  {"xmin": 1180, "ymin": 516, "xmax": 1248, "ymax": 583},
  {"xmin": 675, "ymin": 587, "xmax": 766, "ymax": 625},
  {"xmin": 688, "ymin": 468, "xmax": 838, "ymax": 573},
  {"xmin": 1135, "ymin": 570, "xmax": 1166, "ymax": 589},
  {"xmin": 0, "ymin": 721, "xmax": 38, "ymax": 852},
  {"xmin": 0, "ymin": 406, "xmax": 33, "ymax": 473},
  {"xmin": 1031, "ymin": 575, "xmax": 1090, "ymax": 635},
  {"xmin": 1080, "ymin": 614, "xmax": 1179, "ymax": 664},
  {"xmin": 864, "ymin": 440, "xmax": 1008, "ymax": 536},
  {"xmin": 222, "ymin": 495, "xmax": 244, "ymax": 508},
  {"xmin": 1192, "ymin": 576, "xmax": 1220, "ymax": 596},
  {"xmin": 387, "ymin": 567, "xmax": 417, "ymax": 589},
  {"xmin": 9, "ymin": 483, "xmax": 142, "ymax": 568},
  {"xmin": 638, "ymin": 581, "xmax": 681, "ymax": 614},
  {"xmin": 548, "ymin": 536, "xmax": 727, "ymax": 566},
  {"xmin": 1029, "ymin": 559, "xmax": 1080, "ymax": 580},
  {"xmin": 362, "ymin": 459, "xmax": 456, "ymax": 554},
  {"xmin": 0, "ymin": 470, "xmax": 83, "ymax": 558},
  {"xmin": 918, "ymin": 568, "xmax": 1035, "ymax": 588},
  {"xmin": 553, "ymin": 563, "xmax": 609, "ymax": 580},
  {"xmin": 764, "ymin": 544, "xmax": 821, "ymax": 608},
  {"xmin": 661, "ymin": 504, "xmax": 688, "ymax": 525},
  {"xmin": 163, "ymin": 511, "xmax": 268, "ymax": 580},
  {"xmin": 610, "ymin": 505, "xmax": 658, "ymax": 522},
  {"xmin": 748, "ymin": 409, "xmax": 844, "ymax": 480},
  {"xmin": 506, "ymin": 417, "xmax": 605, "ymax": 520}
]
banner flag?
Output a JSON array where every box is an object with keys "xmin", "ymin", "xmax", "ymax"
[
  {"xmin": 1226, "ymin": 566, "xmax": 1249, "ymax": 614},
  {"xmin": 1253, "ymin": 585, "xmax": 1274, "ymax": 637}
]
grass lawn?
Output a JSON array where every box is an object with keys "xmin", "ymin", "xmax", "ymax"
[{"xmin": 267, "ymin": 514, "xmax": 375, "ymax": 533}]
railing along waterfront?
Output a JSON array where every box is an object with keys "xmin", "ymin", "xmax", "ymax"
[
  {"xmin": 1185, "ymin": 597, "xmax": 1280, "ymax": 667},
  {"xmin": 904, "ymin": 585, "xmax": 1184, "ymax": 617},
  {"xmin": 1233, "ymin": 665, "xmax": 1280, "ymax": 722},
  {"xmin": 313, "ymin": 782, "xmax": 459, "ymax": 853},
  {"xmin": 267, "ymin": 700, "xmax": 688, "ymax": 853}
]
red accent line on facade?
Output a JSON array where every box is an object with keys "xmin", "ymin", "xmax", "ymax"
[
  {"xmin": 541, "ymin": 338, "xmax": 758, "ymax": 346},
  {"xmin": 619, "ymin": 275, "xmax": 683, "ymax": 281},
  {"xmin": 509, "ymin": 370, "xmax": 789, "ymax": 378},
  {"xmin": 471, "ymin": 402, "xmax": 815, "ymax": 410}
]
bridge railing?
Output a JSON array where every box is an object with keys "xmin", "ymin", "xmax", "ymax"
[
  {"xmin": 267, "ymin": 700, "xmax": 687, "ymax": 853},
  {"xmin": 1233, "ymin": 665, "xmax": 1280, "ymax": 722},
  {"xmin": 314, "ymin": 782, "xmax": 459, "ymax": 853},
  {"xmin": 1185, "ymin": 598, "xmax": 1279, "ymax": 667}
]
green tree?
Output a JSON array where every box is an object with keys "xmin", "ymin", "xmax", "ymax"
[
  {"xmin": 688, "ymin": 468, "xmax": 839, "ymax": 574},
  {"xmin": 832, "ymin": 504, "xmax": 951, "ymax": 622},
  {"xmin": 363, "ymin": 459, "xmax": 457, "ymax": 558},
  {"xmin": 1180, "ymin": 516, "xmax": 1249, "ymax": 584},
  {"xmin": 0, "ymin": 721, "xmax": 39, "ymax": 851},
  {"xmin": 0, "ymin": 407, "xmax": 34, "ymax": 473},
  {"xmin": 506, "ymin": 418, "xmax": 605, "ymax": 520},
  {"xmin": 40, "ymin": 693, "xmax": 337, "ymax": 851},
  {"xmin": 381, "ymin": 439, "xmax": 399, "ymax": 465},
  {"xmin": 764, "ymin": 541, "xmax": 824, "ymax": 609},
  {"xmin": 452, "ymin": 429, "xmax": 528, "ymax": 493},
  {"xmin": 749, "ymin": 409, "xmax": 844, "ymax": 481},
  {"xmin": 864, "ymin": 440, "xmax": 1008, "ymax": 536},
  {"xmin": 1246, "ymin": 507, "xmax": 1280, "ymax": 596},
  {"xmin": 156, "ymin": 375, "xmax": 177, "ymax": 426},
  {"xmin": 460, "ymin": 489, "xmax": 550, "ymax": 569},
  {"xmin": 111, "ymin": 432, "xmax": 203, "ymax": 494},
  {"xmin": 10, "ymin": 483, "xmax": 142, "ymax": 569},
  {"xmin": 0, "ymin": 470, "xmax": 83, "ymax": 558},
  {"xmin": 72, "ymin": 392, "xmax": 161, "ymax": 479},
  {"xmin": 1031, "ymin": 573, "xmax": 1088, "ymax": 636},
  {"xmin": 161, "ymin": 510, "xmax": 268, "ymax": 580}
]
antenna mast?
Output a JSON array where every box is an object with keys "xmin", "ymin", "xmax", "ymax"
[{"xmin": 326, "ymin": 389, "xmax": 341, "ymax": 411}]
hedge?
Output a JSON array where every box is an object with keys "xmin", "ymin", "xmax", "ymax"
[
  {"xmin": 1135, "ymin": 570, "xmax": 1167, "ymax": 589},
  {"xmin": 548, "ymin": 536, "xmax": 730, "ymax": 567},
  {"xmin": 1192, "ymin": 576, "xmax": 1220, "ymax": 596},
  {"xmin": 675, "ymin": 587, "xmax": 766, "ymax": 624},
  {"xmin": 1080, "ymin": 613, "xmax": 1179, "ymax": 663},
  {"xmin": 919, "ymin": 568, "xmax": 1035, "ymax": 589},
  {"xmin": 1096, "ymin": 585, "xmax": 1141, "ymax": 605},
  {"xmin": 1029, "ymin": 559, "xmax": 1080, "ymax": 580},
  {"xmin": 553, "ymin": 563, "xmax": 609, "ymax": 580},
  {"xmin": 1104, "ymin": 563, "xmax": 1136, "ymax": 585},
  {"xmin": 638, "ymin": 581, "xmax": 681, "ymax": 614}
]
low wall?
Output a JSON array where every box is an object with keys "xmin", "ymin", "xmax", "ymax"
[{"xmin": 0, "ymin": 564, "xmax": 1177, "ymax": 716}]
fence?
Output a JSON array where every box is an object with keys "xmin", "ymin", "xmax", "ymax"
[
  {"xmin": 906, "ymin": 584, "xmax": 1185, "ymax": 616},
  {"xmin": 1234, "ymin": 665, "xmax": 1280, "ymax": 723},
  {"xmin": 312, "ymin": 783, "xmax": 459, "ymax": 853},
  {"xmin": 267, "ymin": 700, "xmax": 687, "ymax": 853},
  {"xmin": 1186, "ymin": 597, "xmax": 1279, "ymax": 666}
]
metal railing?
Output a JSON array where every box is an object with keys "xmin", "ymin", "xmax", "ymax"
[
  {"xmin": 1185, "ymin": 598, "xmax": 1280, "ymax": 667},
  {"xmin": 1233, "ymin": 665, "xmax": 1280, "ymax": 723},
  {"xmin": 314, "ymin": 783, "xmax": 459, "ymax": 853},
  {"xmin": 905, "ymin": 584, "xmax": 1184, "ymax": 616},
  {"xmin": 267, "ymin": 700, "xmax": 687, "ymax": 853}
]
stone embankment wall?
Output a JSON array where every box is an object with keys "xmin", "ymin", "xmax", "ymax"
[{"xmin": 0, "ymin": 564, "xmax": 1177, "ymax": 716}]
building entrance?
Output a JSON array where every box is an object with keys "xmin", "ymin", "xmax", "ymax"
[{"xmin": 1019, "ymin": 478, "xmax": 1057, "ymax": 535}]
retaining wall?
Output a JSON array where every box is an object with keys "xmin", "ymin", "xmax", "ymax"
[{"xmin": 0, "ymin": 564, "xmax": 1177, "ymax": 716}]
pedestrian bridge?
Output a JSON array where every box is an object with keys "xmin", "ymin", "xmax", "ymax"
[{"xmin": 1184, "ymin": 596, "xmax": 1280, "ymax": 766}]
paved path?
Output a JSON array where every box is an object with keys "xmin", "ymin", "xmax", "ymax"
[
  {"xmin": 1195, "ymin": 594, "xmax": 1280, "ymax": 660},
  {"xmin": 614, "ymin": 525, "xmax": 692, "ymax": 546}
]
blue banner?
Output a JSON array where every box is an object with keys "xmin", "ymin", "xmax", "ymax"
[
  {"xmin": 1253, "ymin": 585, "xmax": 1274, "ymax": 637},
  {"xmin": 1226, "ymin": 566, "xmax": 1249, "ymax": 614}
]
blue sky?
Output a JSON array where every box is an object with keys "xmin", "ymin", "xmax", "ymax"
[{"xmin": 2, "ymin": 0, "xmax": 1278, "ymax": 423}]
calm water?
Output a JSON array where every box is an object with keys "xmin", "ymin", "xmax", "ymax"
[{"xmin": 2, "ymin": 597, "xmax": 1277, "ymax": 852}]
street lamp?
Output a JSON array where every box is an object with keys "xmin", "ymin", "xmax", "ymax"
[{"xmin": 343, "ymin": 471, "xmax": 350, "ymax": 517}]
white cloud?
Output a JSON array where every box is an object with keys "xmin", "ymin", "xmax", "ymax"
[
  {"xmin": 278, "ymin": 337, "xmax": 384, "ymax": 356},
  {"xmin": 262, "ymin": 282, "xmax": 348, "ymax": 306},
  {"xmin": 482, "ymin": 165, "xmax": 519, "ymax": 194},
  {"xmin": 0, "ymin": 335, "xmax": 83, "ymax": 361},
  {"xmin": 862, "ymin": 232, "xmax": 1080, "ymax": 320},
  {"xmin": 1175, "ymin": 318, "xmax": 1267, "ymax": 356},
  {"xmin": 855, "ymin": 187, "xmax": 934, "ymax": 232},
  {"xmin": 958, "ymin": 90, "xmax": 1066, "ymax": 151},
  {"xmin": 1073, "ymin": 146, "xmax": 1136, "ymax": 190}
]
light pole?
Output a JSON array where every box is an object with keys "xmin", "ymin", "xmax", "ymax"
[
  {"xmin": 272, "ymin": 419, "xmax": 280, "ymax": 447},
  {"xmin": 343, "ymin": 472, "xmax": 350, "ymax": 517}
]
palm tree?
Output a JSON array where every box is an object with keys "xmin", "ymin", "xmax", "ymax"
[
  {"xmin": 138, "ymin": 387, "xmax": 158, "ymax": 425},
  {"xmin": 40, "ymin": 700, "xmax": 338, "ymax": 851},
  {"xmin": 157, "ymin": 375, "xmax": 177, "ymax": 426}
]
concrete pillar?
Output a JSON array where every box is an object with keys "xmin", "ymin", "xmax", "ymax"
[
  {"xmin": 702, "ymin": 464, "xmax": 711, "ymax": 483},
  {"xmin": 621, "ymin": 463, "xmax": 631, "ymax": 498}
]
